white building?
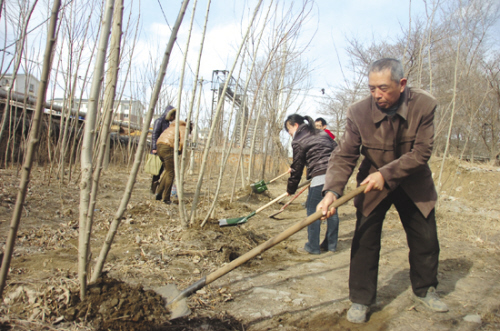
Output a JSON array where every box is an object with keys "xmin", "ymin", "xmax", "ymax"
[{"xmin": 0, "ymin": 73, "xmax": 40, "ymax": 97}]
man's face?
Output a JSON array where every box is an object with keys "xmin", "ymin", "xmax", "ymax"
[
  {"xmin": 315, "ymin": 121, "xmax": 325, "ymax": 130},
  {"xmin": 368, "ymin": 69, "xmax": 407, "ymax": 109}
]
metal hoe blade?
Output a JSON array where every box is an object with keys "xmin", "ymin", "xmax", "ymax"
[{"xmin": 156, "ymin": 284, "xmax": 191, "ymax": 320}]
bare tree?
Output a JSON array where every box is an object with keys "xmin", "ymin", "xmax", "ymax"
[
  {"xmin": 174, "ymin": 0, "xmax": 198, "ymax": 227},
  {"xmin": 0, "ymin": 0, "xmax": 39, "ymax": 164},
  {"xmin": 188, "ymin": 0, "xmax": 264, "ymax": 225},
  {"xmin": 78, "ymin": 0, "xmax": 114, "ymax": 298},
  {"xmin": 91, "ymin": 0, "xmax": 190, "ymax": 282},
  {"xmin": 0, "ymin": 0, "xmax": 60, "ymax": 298}
]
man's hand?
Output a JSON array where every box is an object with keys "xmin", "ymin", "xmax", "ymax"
[
  {"xmin": 317, "ymin": 191, "xmax": 337, "ymax": 220},
  {"xmin": 360, "ymin": 171, "xmax": 385, "ymax": 193},
  {"xmin": 152, "ymin": 150, "xmax": 157, "ymax": 155}
]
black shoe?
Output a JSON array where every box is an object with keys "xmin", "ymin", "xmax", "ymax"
[
  {"xmin": 320, "ymin": 241, "xmax": 336, "ymax": 253},
  {"xmin": 155, "ymin": 194, "xmax": 162, "ymax": 201},
  {"xmin": 163, "ymin": 200, "xmax": 171, "ymax": 205},
  {"xmin": 151, "ymin": 181, "xmax": 159, "ymax": 194}
]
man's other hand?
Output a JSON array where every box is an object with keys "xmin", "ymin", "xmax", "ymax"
[
  {"xmin": 317, "ymin": 191, "xmax": 337, "ymax": 220},
  {"xmin": 360, "ymin": 171, "xmax": 385, "ymax": 193}
]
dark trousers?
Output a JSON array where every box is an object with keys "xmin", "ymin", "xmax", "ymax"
[
  {"xmin": 349, "ymin": 186, "xmax": 440, "ymax": 305},
  {"xmin": 156, "ymin": 144, "xmax": 175, "ymax": 202},
  {"xmin": 151, "ymin": 163, "xmax": 164, "ymax": 193}
]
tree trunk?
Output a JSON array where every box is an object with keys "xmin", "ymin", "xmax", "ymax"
[
  {"xmin": 84, "ymin": 0, "xmax": 124, "ymax": 280},
  {"xmin": 437, "ymin": 35, "xmax": 461, "ymax": 194},
  {"xmin": 0, "ymin": 0, "xmax": 60, "ymax": 298},
  {"xmin": 78, "ymin": 0, "xmax": 114, "ymax": 298},
  {"xmin": 174, "ymin": 0, "xmax": 199, "ymax": 228},
  {"xmin": 91, "ymin": 0, "xmax": 190, "ymax": 282},
  {"xmin": 189, "ymin": 0, "xmax": 264, "ymax": 225}
]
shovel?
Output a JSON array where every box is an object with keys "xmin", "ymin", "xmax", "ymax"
[
  {"xmin": 268, "ymin": 182, "xmax": 311, "ymax": 218},
  {"xmin": 219, "ymin": 180, "xmax": 311, "ymax": 227},
  {"xmin": 161, "ymin": 184, "xmax": 366, "ymax": 320},
  {"xmin": 250, "ymin": 171, "xmax": 288, "ymax": 194}
]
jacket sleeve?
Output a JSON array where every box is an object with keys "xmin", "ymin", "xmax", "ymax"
[
  {"xmin": 287, "ymin": 141, "xmax": 306, "ymax": 195},
  {"xmin": 151, "ymin": 119, "xmax": 162, "ymax": 151},
  {"xmin": 379, "ymin": 105, "xmax": 435, "ymax": 190},
  {"xmin": 323, "ymin": 109, "xmax": 361, "ymax": 197}
]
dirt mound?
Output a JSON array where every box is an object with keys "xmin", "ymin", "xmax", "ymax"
[
  {"xmin": 62, "ymin": 274, "xmax": 168, "ymax": 330},
  {"xmin": 54, "ymin": 274, "xmax": 244, "ymax": 331}
]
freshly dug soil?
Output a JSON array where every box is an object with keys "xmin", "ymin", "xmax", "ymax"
[{"xmin": 1, "ymin": 158, "xmax": 500, "ymax": 330}]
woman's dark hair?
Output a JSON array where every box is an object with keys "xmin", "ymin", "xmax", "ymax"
[{"xmin": 284, "ymin": 114, "xmax": 316, "ymax": 134}]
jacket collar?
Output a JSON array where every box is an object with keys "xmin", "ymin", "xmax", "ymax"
[
  {"xmin": 371, "ymin": 87, "xmax": 409, "ymax": 123},
  {"xmin": 293, "ymin": 123, "xmax": 310, "ymax": 140}
]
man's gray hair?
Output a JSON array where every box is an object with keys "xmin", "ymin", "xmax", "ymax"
[{"xmin": 369, "ymin": 58, "xmax": 405, "ymax": 82}]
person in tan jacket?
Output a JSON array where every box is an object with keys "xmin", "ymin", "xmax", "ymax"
[
  {"xmin": 155, "ymin": 112, "xmax": 188, "ymax": 204},
  {"xmin": 317, "ymin": 58, "xmax": 448, "ymax": 323},
  {"xmin": 150, "ymin": 105, "xmax": 175, "ymax": 194}
]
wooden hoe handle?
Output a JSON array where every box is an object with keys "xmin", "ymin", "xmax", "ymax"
[
  {"xmin": 268, "ymin": 171, "xmax": 289, "ymax": 184},
  {"xmin": 205, "ymin": 184, "xmax": 367, "ymax": 285}
]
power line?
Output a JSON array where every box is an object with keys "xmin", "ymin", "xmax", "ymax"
[{"xmin": 155, "ymin": 0, "xmax": 197, "ymax": 78}]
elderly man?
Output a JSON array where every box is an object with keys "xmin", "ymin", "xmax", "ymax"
[{"xmin": 317, "ymin": 58, "xmax": 448, "ymax": 323}]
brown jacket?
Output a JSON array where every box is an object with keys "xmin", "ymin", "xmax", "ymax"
[
  {"xmin": 156, "ymin": 121, "xmax": 187, "ymax": 150},
  {"xmin": 323, "ymin": 87, "xmax": 437, "ymax": 217}
]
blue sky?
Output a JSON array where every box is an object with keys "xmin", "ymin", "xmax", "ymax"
[
  {"xmin": 2, "ymin": 0, "xmax": 499, "ymax": 119},
  {"xmin": 137, "ymin": 0, "xmax": 426, "ymax": 88},
  {"xmin": 130, "ymin": 0, "xmax": 433, "ymax": 119}
]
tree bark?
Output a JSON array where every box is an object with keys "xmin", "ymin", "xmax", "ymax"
[
  {"xmin": 174, "ymin": 0, "xmax": 199, "ymax": 228},
  {"xmin": 91, "ymin": 0, "xmax": 190, "ymax": 282},
  {"xmin": 189, "ymin": 0, "xmax": 264, "ymax": 225},
  {"xmin": 78, "ymin": 0, "xmax": 114, "ymax": 298},
  {"xmin": 0, "ymin": 0, "xmax": 61, "ymax": 298}
]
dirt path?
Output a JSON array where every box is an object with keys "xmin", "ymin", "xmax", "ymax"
[{"xmin": 1, "ymin": 159, "xmax": 500, "ymax": 330}]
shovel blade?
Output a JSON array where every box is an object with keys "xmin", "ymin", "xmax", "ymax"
[
  {"xmin": 268, "ymin": 210, "xmax": 282, "ymax": 218},
  {"xmin": 219, "ymin": 216, "xmax": 247, "ymax": 227},
  {"xmin": 250, "ymin": 180, "xmax": 268, "ymax": 193},
  {"xmin": 156, "ymin": 284, "xmax": 191, "ymax": 320}
]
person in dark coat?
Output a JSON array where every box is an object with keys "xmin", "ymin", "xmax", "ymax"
[
  {"xmin": 150, "ymin": 105, "xmax": 176, "ymax": 193},
  {"xmin": 317, "ymin": 58, "xmax": 448, "ymax": 323},
  {"xmin": 285, "ymin": 114, "xmax": 340, "ymax": 255}
]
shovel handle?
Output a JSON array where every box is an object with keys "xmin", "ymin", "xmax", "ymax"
[
  {"xmin": 205, "ymin": 184, "xmax": 367, "ymax": 285},
  {"xmin": 269, "ymin": 183, "xmax": 311, "ymax": 218},
  {"xmin": 267, "ymin": 171, "xmax": 289, "ymax": 184},
  {"xmin": 255, "ymin": 179, "xmax": 312, "ymax": 214},
  {"xmin": 283, "ymin": 182, "xmax": 310, "ymax": 207},
  {"xmin": 255, "ymin": 192, "xmax": 288, "ymax": 214}
]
